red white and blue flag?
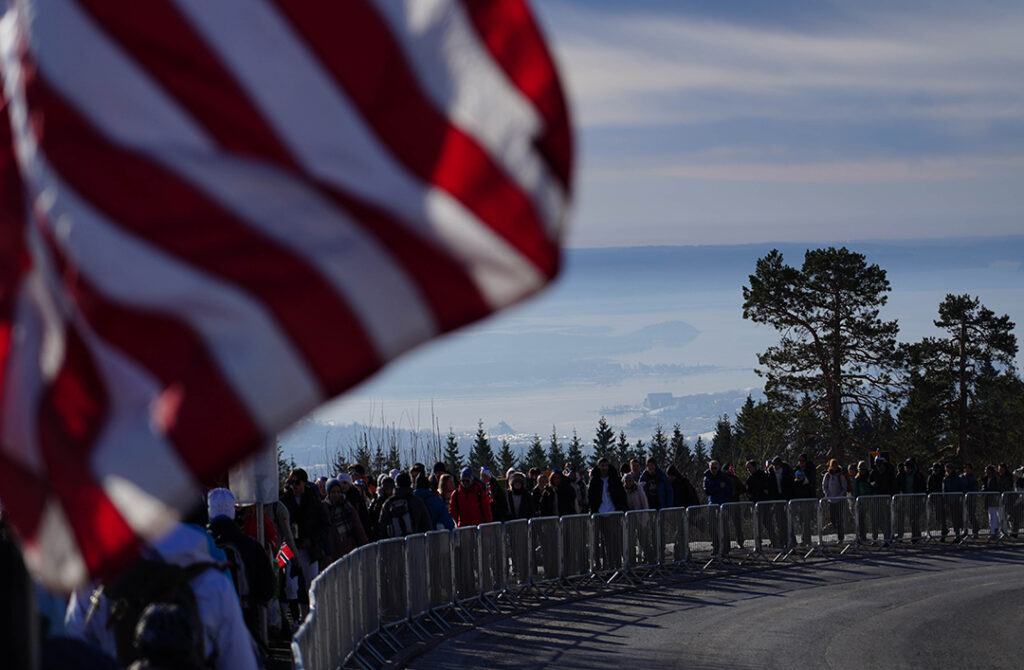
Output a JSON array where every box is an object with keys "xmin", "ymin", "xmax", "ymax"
[
  {"xmin": 0, "ymin": 0, "xmax": 571, "ymax": 590},
  {"xmin": 276, "ymin": 543, "xmax": 294, "ymax": 570}
]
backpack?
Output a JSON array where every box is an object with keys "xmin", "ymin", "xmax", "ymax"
[
  {"xmin": 217, "ymin": 541, "xmax": 251, "ymax": 603},
  {"xmin": 91, "ymin": 558, "xmax": 218, "ymax": 668},
  {"xmin": 382, "ymin": 495, "xmax": 414, "ymax": 538}
]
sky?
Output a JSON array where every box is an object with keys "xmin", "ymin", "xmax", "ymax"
[{"xmin": 532, "ymin": 0, "xmax": 1024, "ymax": 247}]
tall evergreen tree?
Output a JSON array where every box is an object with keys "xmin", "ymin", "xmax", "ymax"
[
  {"xmin": 615, "ymin": 431, "xmax": 632, "ymax": 469},
  {"xmin": 371, "ymin": 441, "xmax": 387, "ymax": 479},
  {"xmin": 353, "ymin": 438, "xmax": 372, "ymax": 474},
  {"xmin": 547, "ymin": 430, "xmax": 567, "ymax": 473},
  {"xmin": 670, "ymin": 424, "xmax": 691, "ymax": 470},
  {"xmin": 277, "ymin": 443, "xmax": 296, "ymax": 489},
  {"xmin": 902, "ymin": 294, "xmax": 1018, "ymax": 463},
  {"xmin": 734, "ymin": 398, "xmax": 792, "ymax": 465},
  {"xmin": 693, "ymin": 435, "xmax": 710, "ymax": 468},
  {"xmin": 743, "ymin": 247, "xmax": 900, "ymax": 462},
  {"xmin": 591, "ymin": 416, "xmax": 616, "ymax": 467},
  {"xmin": 710, "ymin": 414, "xmax": 734, "ymax": 465},
  {"xmin": 468, "ymin": 420, "xmax": 497, "ymax": 472},
  {"xmin": 523, "ymin": 434, "xmax": 548, "ymax": 472},
  {"xmin": 386, "ymin": 437, "xmax": 403, "ymax": 472},
  {"xmin": 632, "ymin": 439, "xmax": 647, "ymax": 466},
  {"xmin": 649, "ymin": 424, "xmax": 670, "ymax": 467},
  {"xmin": 566, "ymin": 429, "xmax": 585, "ymax": 472},
  {"xmin": 497, "ymin": 438, "xmax": 517, "ymax": 476},
  {"xmin": 443, "ymin": 429, "xmax": 463, "ymax": 475}
]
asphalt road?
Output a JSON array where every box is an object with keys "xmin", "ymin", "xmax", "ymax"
[{"xmin": 406, "ymin": 548, "xmax": 1024, "ymax": 669}]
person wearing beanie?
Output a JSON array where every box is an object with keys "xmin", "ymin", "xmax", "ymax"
[
  {"xmin": 205, "ymin": 489, "xmax": 276, "ymax": 643},
  {"xmin": 323, "ymin": 478, "xmax": 368, "ymax": 563},
  {"xmin": 449, "ymin": 468, "xmax": 493, "ymax": 527},
  {"xmin": 667, "ymin": 465, "xmax": 700, "ymax": 508},
  {"xmin": 428, "ymin": 462, "xmax": 448, "ymax": 492},
  {"xmin": 413, "ymin": 473, "xmax": 455, "ymax": 530},
  {"xmin": 378, "ymin": 472, "xmax": 431, "ymax": 537}
]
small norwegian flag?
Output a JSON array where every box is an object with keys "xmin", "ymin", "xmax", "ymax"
[{"xmin": 277, "ymin": 544, "xmax": 295, "ymax": 570}]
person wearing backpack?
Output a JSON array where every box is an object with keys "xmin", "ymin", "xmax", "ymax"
[
  {"xmin": 66, "ymin": 523, "xmax": 259, "ymax": 670},
  {"xmin": 413, "ymin": 473, "xmax": 456, "ymax": 530},
  {"xmin": 378, "ymin": 472, "xmax": 431, "ymax": 538},
  {"xmin": 449, "ymin": 468, "xmax": 493, "ymax": 527},
  {"xmin": 206, "ymin": 489, "xmax": 277, "ymax": 646}
]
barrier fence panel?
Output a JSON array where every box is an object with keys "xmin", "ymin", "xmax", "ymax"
[
  {"xmin": 405, "ymin": 534, "xmax": 431, "ymax": 631},
  {"xmin": 529, "ymin": 516, "xmax": 562, "ymax": 591},
  {"xmin": 754, "ymin": 501, "xmax": 789, "ymax": 559},
  {"xmin": 1004, "ymin": 492, "xmax": 1024, "ymax": 541},
  {"xmin": 892, "ymin": 494, "xmax": 928, "ymax": 544},
  {"xmin": 503, "ymin": 519, "xmax": 531, "ymax": 595},
  {"xmin": 377, "ymin": 538, "xmax": 409, "ymax": 636},
  {"xmin": 854, "ymin": 495, "xmax": 892, "ymax": 545},
  {"xmin": 453, "ymin": 527, "xmax": 481, "ymax": 611},
  {"xmin": 926, "ymin": 493, "xmax": 965, "ymax": 542},
  {"xmin": 357, "ymin": 542, "xmax": 386, "ymax": 662},
  {"xmin": 965, "ymin": 492, "xmax": 987, "ymax": 540},
  {"xmin": 819, "ymin": 496, "xmax": 855, "ymax": 550},
  {"xmin": 719, "ymin": 502, "xmax": 756, "ymax": 561},
  {"xmin": 657, "ymin": 507, "xmax": 687, "ymax": 570},
  {"xmin": 560, "ymin": 514, "xmax": 592, "ymax": 587},
  {"xmin": 592, "ymin": 512, "xmax": 626, "ymax": 582},
  {"xmin": 478, "ymin": 522, "xmax": 505, "ymax": 607},
  {"xmin": 685, "ymin": 505, "xmax": 720, "ymax": 567},
  {"xmin": 788, "ymin": 499, "xmax": 819, "ymax": 554},
  {"xmin": 425, "ymin": 530, "xmax": 454, "ymax": 618},
  {"xmin": 624, "ymin": 509, "xmax": 660, "ymax": 577}
]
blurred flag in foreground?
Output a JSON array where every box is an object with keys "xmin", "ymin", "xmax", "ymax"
[{"xmin": 0, "ymin": 0, "xmax": 571, "ymax": 590}]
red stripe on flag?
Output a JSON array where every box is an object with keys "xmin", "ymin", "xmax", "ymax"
[
  {"xmin": 0, "ymin": 452, "xmax": 49, "ymax": 541},
  {"xmin": 71, "ymin": 1, "xmax": 493, "ymax": 332},
  {"xmin": 35, "ymin": 323, "xmax": 140, "ymax": 576},
  {"xmin": 458, "ymin": 0, "xmax": 574, "ymax": 193},
  {"xmin": 21, "ymin": 66, "xmax": 382, "ymax": 394},
  {"xmin": 74, "ymin": 0, "xmax": 300, "ymax": 170},
  {"xmin": 37, "ymin": 225, "xmax": 264, "ymax": 477},
  {"xmin": 271, "ymin": 0, "xmax": 559, "ymax": 278}
]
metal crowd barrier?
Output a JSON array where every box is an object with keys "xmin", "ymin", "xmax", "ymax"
[{"xmin": 293, "ymin": 491, "xmax": 1024, "ymax": 670}]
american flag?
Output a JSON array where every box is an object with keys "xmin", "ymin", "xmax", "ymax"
[{"xmin": 0, "ymin": 0, "xmax": 571, "ymax": 590}]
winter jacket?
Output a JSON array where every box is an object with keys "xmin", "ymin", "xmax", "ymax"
[
  {"xmin": 853, "ymin": 475, "xmax": 873, "ymax": 497},
  {"xmin": 538, "ymin": 481, "xmax": 577, "ymax": 517},
  {"xmin": 668, "ymin": 468, "xmax": 701, "ymax": 507},
  {"xmin": 624, "ymin": 482, "xmax": 648, "ymax": 510},
  {"xmin": 506, "ymin": 487, "xmax": 536, "ymax": 519},
  {"xmin": 587, "ymin": 473, "xmax": 628, "ymax": 513},
  {"xmin": 791, "ymin": 477, "xmax": 814, "ymax": 500},
  {"xmin": 895, "ymin": 468, "xmax": 926, "ymax": 494},
  {"xmin": 822, "ymin": 470, "xmax": 848, "ymax": 498},
  {"xmin": 942, "ymin": 474, "xmax": 967, "ymax": 493},
  {"xmin": 868, "ymin": 464, "xmax": 897, "ymax": 495},
  {"xmin": 323, "ymin": 496, "xmax": 368, "ymax": 563},
  {"xmin": 703, "ymin": 469, "xmax": 734, "ymax": 505},
  {"xmin": 767, "ymin": 463, "xmax": 795, "ymax": 500},
  {"xmin": 378, "ymin": 486, "xmax": 432, "ymax": 537},
  {"xmin": 746, "ymin": 470, "xmax": 772, "ymax": 503},
  {"xmin": 637, "ymin": 468, "xmax": 673, "ymax": 509},
  {"xmin": 280, "ymin": 485, "xmax": 329, "ymax": 561},
  {"xmin": 207, "ymin": 516, "xmax": 277, "ymax": 605},
  {"xmin": 926, "ymin": 471, "xmax": 944, "ymax": 494},
  {"xmin": 483, "ymin": 478, "xmax": 509, "ymax": 522},
  {"xmin": 413, "ymin": 486, "xmax": 455, "ymax": 530},
  {"xmin": 449, "ymin": 480, "xmax": 493, "ymax": 527}
]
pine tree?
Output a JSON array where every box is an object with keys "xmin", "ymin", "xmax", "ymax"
[
  {"xmin": 649, "ymin": 424, "xmax": 669, "ymax": 467},
  {"xmin": 710, "ymin": 414, "xmax": 734, "ymax": 465},
  {"xmin": 615, "ymin": 431, "xmax": 632, "ymax": 469},
  {"xmin": 496, "ymin": 438, "xmax": 517, "ymax": 476},
  {"xmin": 670, "ymin": 424, "xmax": 691, "ymax": 470},
  {"xmin": 590, "ymin": 416, "xmax": 616, "ymax": 467},
  {"xmin": 523, "ymin": 434, "xmax": 548, "ymax": 472},
  {"xmin": 632, "ymin": 439, "xmax": 647, "ymax": 466},
  {"xmin": 386, "ymin": 438, "xmax": 403, "ymax": 473},
  {"xmin": 547, "ymin": 430, "xmax": 567, "ymax": 472},
  {"xmin": 371, "ymin": 441, "xmax": 387, "ymax": 479},
  {"xmin": 468, "ymin": 420, "xmax": 497, "ymax": 473},
  {"xmin": 353, "ymin": 438, "xmax": 372, "ymax": 474},
  {"xmin": 443, "ymin": 429, "xmax": 463, "ymax": 476},
  {"xmin": 566, "ymin": 429, "xmax": 585, "ymax": 472},
  {"xmin": 277, "ymin": 443, "xmax": 296, "ymax": 489},
  {"xmin": 693, "ymin": 435, "xmax": 710, "ymax": 468}
]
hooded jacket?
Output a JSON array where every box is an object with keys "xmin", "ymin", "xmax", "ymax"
[
  {"xmin": 449, "ymin": 479, "xmax": 493, "ymax": 527},
  {"xmin": 637, "ymin": 467, "xmax": 673, "ymax": 509}
]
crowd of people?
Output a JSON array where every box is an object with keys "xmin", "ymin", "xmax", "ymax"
[{"xmin": 7, "ymin": 451, "xmax": 1021, "ymax": 669}]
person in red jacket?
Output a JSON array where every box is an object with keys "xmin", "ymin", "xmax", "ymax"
[{"xmin": 449, "ymin": 467, "xmax": 493, "ymax": 527}]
